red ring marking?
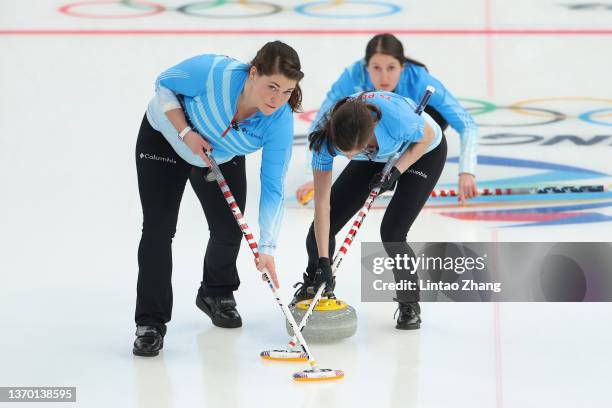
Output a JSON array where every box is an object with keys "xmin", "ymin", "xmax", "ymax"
[{"xmin": 59, "ymin": 1, "xmax": 165, "ymax": 20}]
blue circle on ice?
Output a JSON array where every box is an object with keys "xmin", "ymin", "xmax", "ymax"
[
  {"xmin": 579, "ymin": 108, "xmax": 612, "ymax": 127},
  {"xmin": 295, "ymin": 1, "xmax": 401, "ymax": 19}
]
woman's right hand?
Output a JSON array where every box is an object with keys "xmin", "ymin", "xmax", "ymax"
[
  {"xmin": 296, "ymin": 180, "xmax": 315, "ymax": 204},
  {"xmin": 183, "ymin": 131, "xmax": 213, "ymax": 167},
  {"xmin": 313, "ymin": 257, "xmax": 335, "ymax": 292}
]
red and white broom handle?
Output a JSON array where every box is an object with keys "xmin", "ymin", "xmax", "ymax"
[
  {"xmin": 205, "ymin": 153, "xmax": 321, "ymax": 368},
  {"xmin": 285, "ymin": 86, "xmax": 436, "ymax": 349},
  {"xmin": 431, "ymin": 184, "xmax": 608, "ymax": 197}
]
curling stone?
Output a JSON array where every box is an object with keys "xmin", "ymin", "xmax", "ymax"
[{"xmin": 286, "ymin": 298, "xmax": 357, "ymax": 342}]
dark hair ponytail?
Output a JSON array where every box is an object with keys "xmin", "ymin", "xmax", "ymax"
[
  {"xmin": 365, "ymin": 33, "xmax": 428, "ymax": 71},
  {"xmin": 250, "ymin": 41, "xmax": 305, "ymax": 112},
  {"xmin": 309, "ymin": 93, "xmax": 381, "ymax": 155}
]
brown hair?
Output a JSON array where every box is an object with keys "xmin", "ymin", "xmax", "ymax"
[
  {"xmin": 250, "ymin": 41, "xmax": 304, "ymax": 112},
  {"xmin": 309, "ymin": 94, "xmax": 382, "ymax": 155},
  {"xmin": 365, "ymin": 33, "xmax": 427, "ymax": 70}
]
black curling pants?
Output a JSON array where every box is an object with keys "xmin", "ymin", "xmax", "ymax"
[
  {"xmin": 134, "ymin": 115, "xmax": 246, "ymax": 334},
  {"xmin": 305, "ymin": 136, "xmax": 447, "ymax": 302}
]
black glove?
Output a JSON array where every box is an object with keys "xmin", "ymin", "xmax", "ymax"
[
  {"xmin": 314, "ymin": 257, "xmax": 335, "ymax": 293},
  {"xmin": 369, "ymin": 166, "xmax": 402, "ymax": 194}
]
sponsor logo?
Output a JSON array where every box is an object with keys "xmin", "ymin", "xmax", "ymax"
[
  {"xmin": 407, "ymin": 168, "xmax": 428, "ymax": 179},
  {"xmin": 139, "ymin": 152, "xmax": 177, "ymax": 164},
  {"xmin": 240, "ymin": 128, "xmax": 263, "ymax": 140}
]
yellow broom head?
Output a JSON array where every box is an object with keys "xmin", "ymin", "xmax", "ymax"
[
  {"xmin": 260, "ymin": 350, "xmax": 308, "ymax": 362},
  {"xmin": 293, "ymin": 368, "xmax": 345, "ymax": 382}
]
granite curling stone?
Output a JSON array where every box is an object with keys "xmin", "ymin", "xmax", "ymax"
[{"xmin": 286, "ymin": 298, "xmax": 357, "ymax": 342}]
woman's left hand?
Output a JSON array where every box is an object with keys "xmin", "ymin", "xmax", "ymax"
[
  {"xmin": 458, "ymin": 173, "xmax": 478, "ymax": 205},
  {"xmin": 255, "ymin": 253, "xmax": 279, "ymax": 289}
]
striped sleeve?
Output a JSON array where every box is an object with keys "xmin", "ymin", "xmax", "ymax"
[
  {"xmin": 311, "ymin": 146, "xmax": 334, "ymax": 172},
  {"xmin": 258, "ymin": 108, "xmax": 294, "ymax": 256},
  {"xmin": 157, "ymin": 85, "xmax": 181, "ymax": 112},
  {"xmin": 155, "ymin": 54, "xmax": 215, "ymax": 97},
  {"xmin": 400, "ymin": 103, "xmax": 426, "ymax": 144},
  {"xmin": 424, "ymin": 73, "xmax": 479, "ymax": 175},
  {"xmin": 381, "ymin": 95, "xmax": 426, "ymax": 145}
]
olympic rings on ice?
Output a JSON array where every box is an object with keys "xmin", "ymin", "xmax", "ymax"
[{"xmin": 59, "ymin": 0, "xmax": 402, "ymax": 19}]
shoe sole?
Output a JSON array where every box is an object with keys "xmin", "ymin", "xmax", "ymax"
[
  {"xmin": 196, "ymin": 295, "xmax": 242, "ymax": 329},
  {"xmin": 395, "ymin": 323, "xmax": 421, "ymax": 330},
  {"xmin": 290, "ymin": 299, "xmax": 311, "ymax": 307},
  {"xmin": 290, "ymin": 295, "xmax": 316, "ymax": 307},
  {"xmin": 132, "ymin": 339, "xmax": 163, "ymax": 357}
]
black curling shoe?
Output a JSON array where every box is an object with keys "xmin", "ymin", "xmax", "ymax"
[
  {"xmin": 133, "ymin": 326, "xmax": 164, "ymax": 357},
  {"xmin": 290, "ymin": 273, "xmax": 336, "ymax": 306},
  {"xmin": 196, "ymin": 293, "xmax": 242, "ymax": 328},
  {"xmin": 394, "ymin": 300, "xmax": 422, "ymax": 330},
  {"xmin": 290, "ymin": 273, "xmax": 316, "ymax": 306}
]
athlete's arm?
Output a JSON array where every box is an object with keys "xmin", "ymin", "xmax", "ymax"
[
  {"xmin": 164, "ymin": 108, "xmax": 212, "ymax": 166},
  {"xmin": 394, "ymin": 122, "xmax": 436, "ymax": 173},
  {"xmin": 313, "ymin": 169, "xmax": 333, "ymax": 258}
]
